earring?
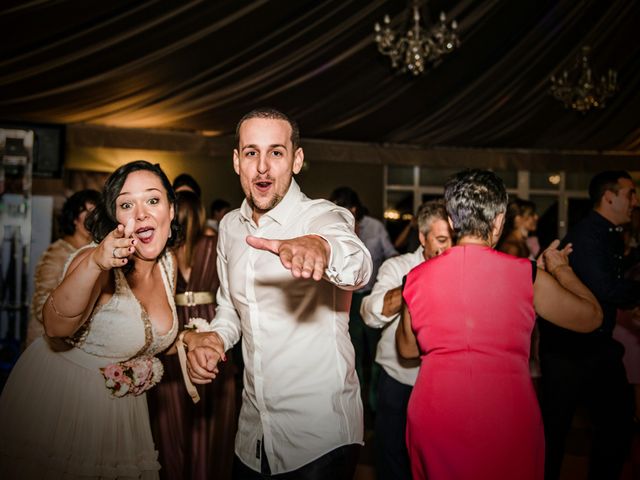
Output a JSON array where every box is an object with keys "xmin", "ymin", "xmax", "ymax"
[{"xmin": 168, "ymin": 229, "xmax": 172, "ymax": 238}]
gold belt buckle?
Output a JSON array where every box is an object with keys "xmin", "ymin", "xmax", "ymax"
[{"xmin": 185, "ymin": 291, "xmax": 195, "ymax": 307}]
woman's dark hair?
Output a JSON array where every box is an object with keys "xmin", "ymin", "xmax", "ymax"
[
  {"xmin": 175, "ymin": 189, "xmax": 205, "ymax": 265},
  {"xmin": 444, "ymin": 169, "xmax": 508, "ymax": 241},
  {"xmin": 329, "ymin": 186, "xmax": 365, "ymax": 221},
  {"xmin": 172, "ymin": 173, "xmax": 202, "ymax": 198},
  {"xmin": 86, "ymin": 160, "xmax": 179, "ymax": 248},
  {"xmin": 59, "ymin": 189, "xmax": 101, "ymax": 236},
  {"xmin": 503, "ymin": 198, "xmax": 536, "ymax": 233}
]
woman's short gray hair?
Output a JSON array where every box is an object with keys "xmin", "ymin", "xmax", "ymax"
[{"xmin": 444, "ymin": 169, "xmax": 508, "ymax": 241}]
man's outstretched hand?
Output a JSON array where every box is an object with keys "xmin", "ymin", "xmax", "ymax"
[{"xmin": 246, "ymin": 234, "xmax": 330, "ymax": 281}]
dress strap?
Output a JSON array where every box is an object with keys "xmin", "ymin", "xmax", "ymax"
[
  {"xmin": 531, "ymin": 260, "xmax": 537, "ymax": 283},
  {"xmin": 159, "ymin": 251, "xmax": 176, "ymax": 293}
]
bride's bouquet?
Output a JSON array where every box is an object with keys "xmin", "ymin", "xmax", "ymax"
[{"xmin": 101, "ymin": 356, "xmax": 164, "ymax": 397}]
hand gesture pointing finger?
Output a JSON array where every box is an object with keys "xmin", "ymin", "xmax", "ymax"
[
  {"xmin": 92, "ymin": 218, "xmax": 137, "ymax": 270},
  {"xmin": 246, "ymin": 234, "xmax": 330, "ymax": 281}
]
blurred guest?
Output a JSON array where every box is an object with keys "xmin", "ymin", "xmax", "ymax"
[
  {"xmin": 148, "ymin": 190, "xmax": 236, "ymax": 480},
  {"xmin": 397, "ymin": 169, "xmax": 601, "ymax": 480},
  {"xmin": 206, "ymin": 198, "xmax": 231, "ymax": 233},
  {"xmin": 361, "ymin": 199, "xmax": 452, "ymax": 480},
  {"xmin": 497, "ymin": 198, "xmax": 539, "ymax": 259},
  {"xmin": 613, "ymin": 208, "xmax": 640, "ymax": 424},
  {"xmin": 173, "ymin": 172, "xmax": 202, "ymax": 198},
  {"xmin": 393, "ymin": 215, "xmax": 421, "ymax": 253},
  {"xmin": 26, "ymin": 189, "xmax": 101, "ymax": 346},
  {"xmin": 612, "ymin": 257, "xmax": 640, "ymax": 427},
  {"xmin": 330, "ymin": 186, "xmax": 397, "ymax": 412},
  {"xmin": 173, "ymin": 173, "xmax": 215, "ymax": 236},
  {"xmin": 539, "ymin": 170, "xmax": 639, "ymax": 480},
  {"xmin": 498, "ymin": 197, "xmax": 542, "ymax": 384}
]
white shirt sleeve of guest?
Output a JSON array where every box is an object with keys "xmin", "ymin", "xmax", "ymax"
[
  {"xmin": 309, "ymin": 205, "xmax": 373, "ymax": 290},
  {"xmin": 212, "ymin": 223, "xmax": 242, "ymax": 352},
  {"xmin": 361, "ymin": 255, "xmax": 405, "ymax": 328}
]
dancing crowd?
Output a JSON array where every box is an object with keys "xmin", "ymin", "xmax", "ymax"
[{"xmin": 0, "ymin": 107, "xmax": 638, "ymax": 480}]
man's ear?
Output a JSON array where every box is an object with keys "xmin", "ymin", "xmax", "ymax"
[
  {"xmin": 233, "ymin": 149, "xmax": 240, "ymax": 175},
  {"xmin": 292, "ymin": 148, "xmax": 304, "ymax": 175},
  {"xmin": 418, "ymin": 231, "xmax": 426, "ymax": 247},
  {"xmin": 602, "ymin": 189, "xmax": 615, "ymax": 205}
]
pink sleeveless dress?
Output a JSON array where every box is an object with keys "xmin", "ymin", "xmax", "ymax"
[{"xmin": 403, "ymin": 245, "xmax": 543, "ymax": 480}]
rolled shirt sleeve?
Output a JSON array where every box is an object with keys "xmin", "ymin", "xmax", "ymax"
[{"xmin": 309, "ymin": 206, "xmax": 372, "ymax": 290}]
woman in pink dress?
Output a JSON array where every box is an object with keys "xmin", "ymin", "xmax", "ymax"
[{"xmin": 397, "ymin": 169, "xmax": 603, "ymax": 480}]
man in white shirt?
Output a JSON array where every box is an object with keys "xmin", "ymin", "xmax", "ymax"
[
  {"xmin": 184, "ymin": 108, "xmax": 372, "ymax": 479},
  {"xmin": 360, "ymin": 199, "xmax": 452, "ymax": 480}
]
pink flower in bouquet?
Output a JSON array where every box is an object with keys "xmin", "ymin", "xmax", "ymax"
[
  {"xmin": 103, "ymin": 363, "xmax": 125, "ymax": 380},
  {"xmin": 130, "ymin": 358, "xmax": 153, "ymax": 385}
]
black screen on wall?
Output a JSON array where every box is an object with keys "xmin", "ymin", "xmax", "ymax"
[{"xmin": 1, "ymin": 122, "xmax": 65, "ymax": 178}]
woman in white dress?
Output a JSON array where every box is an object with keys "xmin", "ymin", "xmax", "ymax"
[{"xmin": 0, "ymin": 160, "xmax": 180, "ymax": 479}]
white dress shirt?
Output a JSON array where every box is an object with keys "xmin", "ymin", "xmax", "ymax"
[
  {"xmin": 212, "ymin": 180, "xmax": 372, "ymax": 474},
  {"xmin": 360, "ymin": 247, "xmax": 424, "ymax": 386}
]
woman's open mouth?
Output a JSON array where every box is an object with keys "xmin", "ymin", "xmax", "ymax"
[{"xmin": 135, "ymin": 226, "xmax": 155, "ymax": 244}]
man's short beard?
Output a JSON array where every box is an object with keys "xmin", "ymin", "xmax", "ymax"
[{"xmin": 248, "ymin": 193, "xmax": 283, "ymax": 214}]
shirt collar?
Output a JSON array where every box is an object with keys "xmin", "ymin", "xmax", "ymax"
[
  {"xmin": 238, "ymin": 178, "xmax": 302, "ymax": 226},
  {"xmin": 590, "ymin": 210, "xmax": 623, "ymax": 233}
]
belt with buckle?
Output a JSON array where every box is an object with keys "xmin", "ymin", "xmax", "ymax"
[{"xmin": 174, "ymin": 291, "xmax": 215, "ymax": 307}]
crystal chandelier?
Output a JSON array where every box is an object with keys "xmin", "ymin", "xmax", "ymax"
[
  {"xmin": 549, "ymin": 46, "xmax": 618, "ymax": 113},
  {"xmin": 374, "ymin": 0, "xmax": 460, "ymax": 76}
]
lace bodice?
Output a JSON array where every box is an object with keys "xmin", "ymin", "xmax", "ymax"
[{"xmin": 65, "ymin": 250, "xmax": 178, "ymax": 360}]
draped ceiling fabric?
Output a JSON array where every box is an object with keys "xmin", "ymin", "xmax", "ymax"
[{"xmin": 1, "ymin": 0, "xmax": 639, "ymax": 168}]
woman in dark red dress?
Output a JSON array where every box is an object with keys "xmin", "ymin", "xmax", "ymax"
[
  {"xmin": 148, "ymin": 190, "xmax": 237, "ymax": 480},
  {"xmin": 397, "ymin": 169, "xmax": 602, "ymax": 480}
]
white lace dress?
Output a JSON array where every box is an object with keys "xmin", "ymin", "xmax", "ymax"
[{"xmin": 0, "ymin": 251, "xmax": 178, "ymax": 479}]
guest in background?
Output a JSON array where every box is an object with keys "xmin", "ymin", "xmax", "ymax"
[
  {"xmin": 360, "ymin": 199, "xmax": 452, "ymax": 480},
  {"xmin": 173, "ymin": 172, "xmax": 202, "ymax": 198},
  {"xmin": 397, "ymin": 169, "xmax": 601, "ymax": 480},
  {"xmin": 330, "ymin": 186, "xmax": 397, "ymax": 412},
  {"xmin": 612, "ymin": 248, "xmax": 640, "ymax": 428},
  {"xmin": 0, "ymin": 160, "xmax": 180, "ymax": 479},
  {"xmin": 206, "ymin": 198, "xmax": 231, "ymax": 233},
  {"xmin": 172, "ymin": 173, "xmax": 215, "ymax": 236},
  {"xmin": 497, "ymin": 197, "xmax": 539, "ymax": 259},
  {"xmin": 539, "ymin": 170, "xmax": 639, "ymax": 480},
  {"xmin": 26, "ymin": 189, "xmax": 101, "ymax": 347},
  {"xmin": 393, "ymin": 214, "xmax": 421, "ymax": 254},
  {"xmin": 498, "ymin": 197, "xmax": 542, "ymax": 386},
  {"xmin": 148, "ymin": 189, "xmax": 236, "ymax": 480}
]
